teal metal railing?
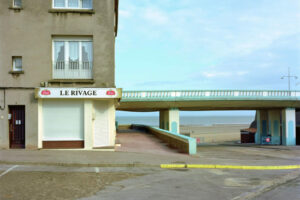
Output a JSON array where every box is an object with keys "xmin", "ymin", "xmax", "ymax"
[{"xmin": 122, "ymin": 90, "xmax": 300, "ymax": 101}]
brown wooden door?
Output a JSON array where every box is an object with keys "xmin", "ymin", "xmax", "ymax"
[{"xmin": 9, "ymin": 106, "xmax": 25, "ymax": 149}]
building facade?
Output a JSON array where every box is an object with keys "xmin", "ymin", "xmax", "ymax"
[{"xmin": 0, "ymin": 0, "xmax": 121, "ymax": 149}]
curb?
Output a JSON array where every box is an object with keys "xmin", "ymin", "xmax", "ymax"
[
  {"xmin": 0, "ymin": 161, "xmax": 159, "ymax": 168},
  {"xmin": 1, "ymin": 161, "xmax": 300, "ymax": 170},
  {"xmin": 161, "ymin": 164, "xmax": 300, "ymax": 170}
]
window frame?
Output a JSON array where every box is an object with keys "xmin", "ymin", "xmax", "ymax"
[
  {"xmin": 52, "ymin": 37, "xmax": 93, "ymax": 65},
  {"xmin": 12, "ymin": 0, "xmax": 22, "ymax": 8},
  {"xmin": 12, "ymin": 56, "xmax": 23, "ymax": 72},
  {"xmin": 52, "ymin": 37, "xmax": 93, "ymax": 79},
  {"xmin": 52, "ymin": 0, "xmax": 93, "ymax": 9}
]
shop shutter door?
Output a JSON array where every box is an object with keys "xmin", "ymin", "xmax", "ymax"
[
  {"xmin": 94, "ymin": 101, "xmax": 110, "ymax": 147},
  {"xmin": 43, "ymin": 100, "xmax": 84, "ymax": 141}
]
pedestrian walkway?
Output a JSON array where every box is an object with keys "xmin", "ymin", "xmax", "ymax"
[
  {"xmin": 0, "ymin": 143, "xmax": 299, "ymax": 167},
  {"xmin": 116, "ymin": 129, "xmax": 180, "ymax": 155}
]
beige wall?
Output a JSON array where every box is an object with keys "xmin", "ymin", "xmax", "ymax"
[
  {"xmin": 0, "ymin": 0, "xmax": 116, "ymax": 88},
  {"xmin": 0, "ymin": 89, "xmax": 38, "ymax": 149},
  {"xmin": 0, "ymin": 0, "xmax": 118, "ymax": 149}
]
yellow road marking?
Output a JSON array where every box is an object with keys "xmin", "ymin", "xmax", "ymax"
[
  {"xmin": 161, "ymin": 164, "xmax": 300, "ymax": 170},
  {"xmin": 161, "ymin": 164, "xmax": 186, "ymax": 168}
]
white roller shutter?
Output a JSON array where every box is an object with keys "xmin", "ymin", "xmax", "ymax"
[{"xmin": 43, "ymin": 100, "xmax": 84, "ymax": 141}]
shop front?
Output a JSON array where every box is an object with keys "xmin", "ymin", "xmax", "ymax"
[{"xmin": 35, "ymin": 88, "xmax": 122, "ymax": 149}]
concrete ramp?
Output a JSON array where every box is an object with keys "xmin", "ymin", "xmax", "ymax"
[{"xmin": 116, "ymin": 129, "xmax": 181, "ymax": 155}]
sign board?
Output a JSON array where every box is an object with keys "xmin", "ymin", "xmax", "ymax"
[
  {"xmin": 262, "ymin": 136, "xmax": 272, "ymax": 144},
  {"xmin": 35, "ymin": 88, "xmax": 122, "ymax": 99}
]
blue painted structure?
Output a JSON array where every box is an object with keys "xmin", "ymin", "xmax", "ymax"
[
  {"xmin": 150, "ymin": 126, "xmax": 197, "ymax": 155},
  {"xmin": 171, "ymin": 122, "xmax": 178, "ymax": 133},
  {"xmin": 288, "ymin": 121, "xmax": 295, "ymax": 145},
  {"xmin": 272, "ymin": 120, "xmax": 280, "ymax": 144},
  {"xmin": 282, "ymin": 108, "xmax": 296, "ymax": 146}
]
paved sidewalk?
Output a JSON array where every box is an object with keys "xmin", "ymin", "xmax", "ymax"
[
  {"xmin": 0, "ymin": 143, "xmax": 299, "ymax": 167},
  {"xmin": 0, "ymin": 149, "xmax": 194, "ymax": 167}
]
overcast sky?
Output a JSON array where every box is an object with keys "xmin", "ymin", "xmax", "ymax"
[{"xmin": 115, "ymin": 0, "xmax": 300, "ymax": 116}]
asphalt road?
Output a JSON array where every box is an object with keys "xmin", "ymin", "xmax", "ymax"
[
  {"xmin": 254, "ymin": 177, "xmax": 300, "ymax": 200},
  {"xmin": 0, "ymin": 164, "xmax": 299, "ymax": 200},
  {"xmin": 1, "ymin": 142, "xmax": 300, "ymax": 200}
]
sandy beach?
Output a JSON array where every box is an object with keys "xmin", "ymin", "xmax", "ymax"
[{"xmin": 180, "ymin": 124, "xmax": 250, "ymax": 144}]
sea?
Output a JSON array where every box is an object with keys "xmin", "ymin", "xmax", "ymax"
[{"xmin": 116, "ymin": 116, "xmax": 255, "ymax": 127}]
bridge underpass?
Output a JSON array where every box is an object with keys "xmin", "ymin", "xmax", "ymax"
[
  {"xmin": 118, "ymin": 90, "xmax": 300, "ymax": 146},
  {"xmin": 117, "ymin": 110, "xmax": 254, "ymax": 147}
]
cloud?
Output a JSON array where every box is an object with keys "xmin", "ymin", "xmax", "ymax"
[
  {"xmin": 200, "ymin": 71, "xmax": 249, "ymax": 78},
  {"xmin": 238, "ymin": 16, "xmax": 262, "ymax": 23},
  {"xmin": 135, "ymin": 80, "xmax": 183, "ymax": 88},
  {"xmin": 132, "ymin": 1, "xmax": 298, "ymax": 58},
  {"xmin": 119, "ymin": 10, "xmax": 132, "ymax": 18},
  {"xmin": 116, "ymin": 0, "xmax": 300, "ymax": 90},
  {"xmin": 202, "ymin": 71, "xmax": 231, "ymax": 78},
  {"xmin": 143, "ymin": 8, "xmax": 169, "ymax": 25},
  {"xmin": 237, "ymin": 71, "xmax": 249, "ymax": 76}
]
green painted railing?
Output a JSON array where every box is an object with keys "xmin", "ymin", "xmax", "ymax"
[{"xmin": 122, "ymin": 90, "xmax": 300, "ymax": 101}]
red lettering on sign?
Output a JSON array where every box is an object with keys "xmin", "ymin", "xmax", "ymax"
[
  {"xmin": 106, "ymin": 90, "xmax": 116, "ymax": 95},
  {"xmin": 41, "ymin": 90, "xmax": 51, "ymax": 95}
]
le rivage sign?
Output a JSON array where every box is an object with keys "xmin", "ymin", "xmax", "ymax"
[{"xmin": 35, "ymin": 88, "xmax": 121, "ymax": 99}]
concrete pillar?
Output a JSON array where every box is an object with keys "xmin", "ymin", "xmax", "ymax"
[
  {"xmin": 282, "ymin": 108, "xmax": 296, "ymax": 146},
  {"xmin": 164, "ymin": 111, "xmax": 169, "ymax": 130},
  {"xmin": 159, "ymin": 110, "xmax": 165, "ymax": 129},
  {"xmin": 255, "ymin": 110, "xmax": 260, "ymax": 144},
  {"xmin": 159, "ymin": 108, "xmax": 180, "ymax": 133},
  {"xmin": 84, "ymin": 100, "xmax": 93, "ymax": 149},
  {"xmin": 169, "ymin": 108, "xmax": 180, "ymax": 133},
  {"xmin": 255, "ymin": 110, "xmax": 268, "ymax": 144},
  {"xmin": 159, "ymin": 110, "xmax": 170, "ymax": 130},
  {"xmin": 268, "ymin": 110, "xmax": 281, "ymax": 145}
]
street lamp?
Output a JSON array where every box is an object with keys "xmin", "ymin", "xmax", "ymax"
[{"xmin": 281, "ymin": 67, "xmax": 298, "ymax": 91}]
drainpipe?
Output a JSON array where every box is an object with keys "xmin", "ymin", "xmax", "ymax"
[{"xmin": 0, "ymin": 88, "xmax": 5, "ymax": 110}]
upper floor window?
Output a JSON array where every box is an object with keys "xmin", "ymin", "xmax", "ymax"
[
  {"xmin": 52, "ymin": 38, "xmax": 93, "ymax": 79},
  {"xmin": 13, "ymin": 0, "xmax": 22, "ymax": 8},
  {"xmin": 12, "ymin": 56, "xmax": 23, "ymax": 71},
  {"xmin": 53, "ymin": 0, "xmax": 93, "ymax": 9}
]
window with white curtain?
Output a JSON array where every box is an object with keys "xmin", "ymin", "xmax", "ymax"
[
  {"xmin": 53, "ymin": 0, "xmax": 93, "ymax": 9},
  {"xmin": 52, "ymin": 38, "xmax": 93, "ymax": 79},
  {"xmin": 13, "ymin": 0, "xmax": 22, "ymax": 7},
  {"xmin": 12, "ymin": 57, "xmax": 22, "ymax": 71}
]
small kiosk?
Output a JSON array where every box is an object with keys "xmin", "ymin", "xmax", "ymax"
[{"xmin": 35, "ymin": 87, "xmax": 122, "ymax": 149}]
